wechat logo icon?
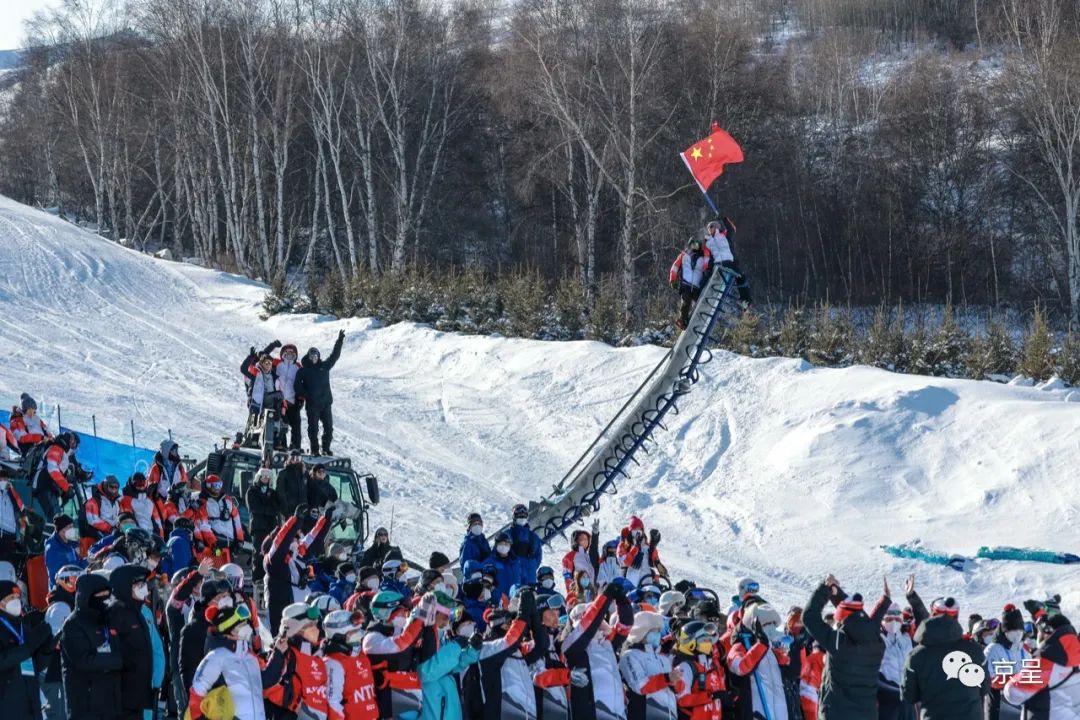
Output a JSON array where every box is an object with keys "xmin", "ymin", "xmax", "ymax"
[{"xmin": 942, "ymin": 650, "xmax": 986, "ymax": 688}]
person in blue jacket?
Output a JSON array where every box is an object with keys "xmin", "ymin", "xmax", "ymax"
[
  {"xmin": 488, "ymin": 537, "xmax": 520, "ymax": 603},
  {"xmin": 458, "ymin": 512, "xmax": 491, "ymax": 569},
  {"xmin": 416, "ymin": 590, "xmax": 481, "ymax": 720},
  {"xmin": 328, "ymin": 563, "xmax": 355, "ymax": 604},
  {"xmin": 379, "ymin": 554, "xmax": 413, "ymax": 600},
  {"xmin": 89, "ymin": 511, "xmax": 138, "ymax": 556},
  {"xmin": 507, "ymin": 504, "xmax": 543, "ymax": 588},
  {"xmin": 45, "ymin": 514, "xmax": 85, "ymax": 587},
  {"xmin": 160, "ymin": 516, "xmax": 197, "ymax": 578}
]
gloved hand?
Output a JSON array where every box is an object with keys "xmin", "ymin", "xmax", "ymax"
[
  {"xmin": 271, "ymin": 340, "xmax": 282, "ymax": 349},
  {"xmin": 249, "ymin": 346, "xmax": 256, "ymax": 356},
  {"xmin": 62, "ymin": 488, "xmax": 75, "ymax": 503},
  {"xmin": 591, "ymin": 518, "xmax": 600, "ymax": 535},
  {"xmin": 294, "ymin": 504, "xmax": 309, "ymax": 520},
  {"xmin": 603, "ymin": 581, "xmax": 625, "ymax": 603},
  {"xmin": 454, "ymin": 635, "xmax": 470, "ymax": 649},
  {"xmin": 669, "ymin": 279, "xmax": 679, "ymax": 289},
  {"xmin": 518, "ymin": 588, "xmax": 536, "ymax": 620},
  {"xmin": 469, "ymin": 632, "xmax": 484, "ymax": 650},
  {"xmin": 338, "ymin": 329, "xmax": 346, "ymax": 341},
  {"xmin": 569, "ymin": 668, "xmax": 589, "ymax": 688},
  {"xmin": 649, "ymin": 528, "xmax": 661, "ymax": 548},
  {"xmin": 323, "ymin": 505, "xmax": 335, "ymax": 523}
]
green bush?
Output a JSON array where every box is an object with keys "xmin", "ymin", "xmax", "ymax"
[{"xmin": 1019, "ymin": 305, "xmax": 1055, "ymax": 381}]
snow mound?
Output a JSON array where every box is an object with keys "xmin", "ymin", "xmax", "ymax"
[{"xmin": 1, "ymin": 194, "xmax": 1077, "ymax": 614}]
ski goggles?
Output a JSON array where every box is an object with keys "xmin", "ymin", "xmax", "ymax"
[
  {"xmin": 742, "ymin": 581, "xmax": 760, "ymax": 595},
  {"xmin": 218, "ymin": 603, "xmax": 252, "ymax": 632},
  {"xmin": 694, "ymin": 622, "xmax": 720, "ymax": 640},
  {"xmin": 382, "ymin": 559, "xmax": 408, "ymax": 574},
  {"xmin": 285, "ymin": 604, "xmax": 321, "ymax": 622},
  {"xmin": 540, "ymin": 594, "xmax": 566, "ymax": 611}
]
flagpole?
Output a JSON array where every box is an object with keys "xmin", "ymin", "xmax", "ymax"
[
  {"xmin": 680, "ymin": 151, "xmax": 721, "ymax": 216},
  {"xmin": 700, "ymin": 186, "xmax": 720, "ymax": 217}
]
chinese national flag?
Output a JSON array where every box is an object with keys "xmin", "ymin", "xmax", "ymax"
[{"xmin": 679, "ymin": 122, "xmax": 744, "ymax": 193}]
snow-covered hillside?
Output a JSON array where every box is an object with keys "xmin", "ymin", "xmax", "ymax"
[{"xmin": 2, "ymin": 194, "xmax": 1078, "ymax": 615}]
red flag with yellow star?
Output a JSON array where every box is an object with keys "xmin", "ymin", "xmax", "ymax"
[{"xmin": 679, "ymin": 122, "xmax": 744, "ymax": 194}]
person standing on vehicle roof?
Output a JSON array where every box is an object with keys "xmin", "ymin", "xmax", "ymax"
[
  {"xmin": 294, "ymin": 329, "xmax": 346, "ymax": 457},
  {"xmin": 276, "ymin": 344, "xmax": 304, "ymax": 451}
]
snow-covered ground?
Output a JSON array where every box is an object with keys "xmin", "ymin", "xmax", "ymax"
[{"xmin": 2, "ymin": 194, "xmax": 1078, "ymax": 616}]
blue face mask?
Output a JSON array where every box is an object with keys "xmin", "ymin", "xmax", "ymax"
[
  {"xmin": 579, "ymin": 577, "xmax": 590, "ymax": 588},
  {"xmin": 646, "ymin": 631, "xmax": 662, "ymax": 649}
]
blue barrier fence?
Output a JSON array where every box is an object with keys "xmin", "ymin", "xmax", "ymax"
[{"xmin": 1, "ymin": 408, "xmax": 156, "ymax": 480}]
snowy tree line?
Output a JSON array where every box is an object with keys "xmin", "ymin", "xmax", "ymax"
[{"xmin": 1, "ymin": 0, "xmax": 1079, "ymax": 324}]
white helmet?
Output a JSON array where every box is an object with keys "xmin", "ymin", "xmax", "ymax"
[
  {"xmin": 306, "ymin": 593, "xmax": 341, "ymax": 614},
  {"xmin": 323, "ymin": 609, "xmax": 364, "ymax": 642},
  {"xmin": 221, "ymin": 563, "xmax": 245, "ymax": 591},
  {"xmin": 658, "ymin": 590, "xmax": 686, "ymax": 617},
  {"xmin": 281, "ymin": 602, "xmax": 319, "ymax": 637}
]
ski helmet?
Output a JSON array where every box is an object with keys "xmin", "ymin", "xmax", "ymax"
[
  {"xmin": 658, "ymin": 590, "xmax": 686, "ymax": 617},
  {"xmin": 306, "ymin": 593, "xmax": 341, "ymax": 615},
  {"xmin": 370, "ymin": 591, "xmax": 405, "ymax": 622},
  {"xmin": 205, "ymin": 474, "xmax": 223, "ymax": 496},
  {"xmin": 323, "ymin": 609, "xmax": 365, "ymax": 643},
  {"xmin": 55, "ymin": 565, "xmax": 83, "ymax": 593},
  {"xmin": 512, "ymin": 504, "xmax": 528, "ymax": 519},
  {"xmin": 221, "ymin": 563, "xmax": 244, "ymax": 591},
  {"xmin": 281, "ymin": 602, "xmax": 320, "ymax": 638}
]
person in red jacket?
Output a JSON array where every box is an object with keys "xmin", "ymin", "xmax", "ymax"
[
  {"xmin": 323, "ymin": 608, "xmax": 379, "ymax": 720},
  {"xmin": 561, "ymin": 519, "xmax": 600, "ymax": 593},
  {"xmin": 669, "ymin": 238, "xmax": 712, "ymax": 330},
  {"xmin": 617, "ymin": 515, "xmax": 664, "ymax": 587},
  {"xmin": 0, "ymin": 421, "xmax": 19, "ymax": 461},
  {"xmin": 9, "ymin": 394, "xmax": 52, "ymax": 451},
  {"xmin": 33, "ymin": 432, "xmax": 82, "ymax": 520},
  {"xmin": 119, "ymin": 472, "xmax": 163, "ymax": 537},
  {"xmin": 193, "ymin": 475, "xmax": 244, "ymax": 550},
  {"xmin": 263, "ymin": 602, "xmax": 332, "ymax": 719},
  {"xmin": 673, "ymin": 620, "xmax": 725, "ymax": 720},
  {"xmin": 84, "ymin": 477, "xmax": 123, "ymax": 538},
  {"xmin": 148, "ymin": 440, "xmax": 187, "ymax": 500},
  {"xmin": 799, "ymin": 639, "xmax": 825, "ymax": 720}
]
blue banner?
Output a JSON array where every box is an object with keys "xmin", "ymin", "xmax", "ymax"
[{"xmin": 1, "ymin": 408, "xmax": 155, "ymax": 481}]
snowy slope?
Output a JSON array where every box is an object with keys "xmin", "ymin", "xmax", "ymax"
[{"xmin": 2, "ymin": 193, "xmax": 1079, "ymax": 616}]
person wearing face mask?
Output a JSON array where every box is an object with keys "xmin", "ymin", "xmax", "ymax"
[
  {"xmin": 197, "ymin": 473, "xmax": 245, "ymax": 554},
  {"xmin": 323, "ymin": 608, "xmax": 379, "ymax": 720},
  {"xmin": 490, "ymin": 532, "xmax": 521, "ymax": 602},
  {"xmin": 264, "ymin": 504, "xmax": 333, "ymax": 635},
  {"xmin": 729, "ymin": 600, "xmax": 791, "ymax": 720},
  {"xmin": 329, "ymin": 562, "xmax": 358, "ymax": 605},
  {"xmin": 294, "ymin": 329, "xmax": 346, "ymax": 456},
  {"xmin": 459, "ymin": 570, "xmax": 494, "ymax": 634},
  {"xmin": 264, "ymin": 602, "xmax": 331, "ymax": 719},
  {"xmin": 119, "ymin": 472, "xmax": 163, "ymax": 538},
  {"xmin": 44, "ymin": 514, "xmax": 85, "ymax": 587},
  {"xmin": 84, "ymin": 476, "xmax": 124, "ymax": 540},
  {"xmin": 273, "ymin": 343, "xmax": 305, "ymax": 451},
  {"xmin": 535, "ymin": 566, "xmax": 558, "ymax": 593},
  {"xmin": 530, "ymin": 591, "xmax": 572, "ymax": 719},
  {"xmin": 148, "ymin": 439, "xmax": 188, "ymax": 500},
  {"xmin": 0, "ymin": 580, "xmax": 53, "ymax": 719},
  {"xmin": 562, "ymin": 520, "xmax": 600, "ymax": 594},
  {"xmin": 362, "ymin": 590, "xmax": 426, "ymax": 718},
  {"xmin": 108, "ymin": 564, "xmax": 166, "ymax": 720},
  {"xmin": 0, "ymin": 467, "xmax": 29, "ymax": 562},
  {"xmin": 417, "ymin": 568, "xmax": 446, "ymax": 597},
  {"xmin": 466, "ymin": 589, "xmax": 548, "ymax": 720},
  {"xmin": 508, "ymin": 504, "xmax": 543, "ymax": 586},
  {"xmin": 673, "ymin": 620, "xmax": 725, "ymax": 720},
  {"xmin": 10, "ymin": 393, "xmax": 52, "ymax": 451},
  {"xmin": 569, "ymin": 569, "xmax": 597, "ymax": 607},
  {"xmin": 617, "ymin": 516, "xmax": 665, "ymax": 588},
  {"xmin": 621, "ymin": 610, "xmax": 684, "ymax": 720},
  {"xmin": 458, "ymin": 512, "xmax": 491, "ymax": 569},
  {"xmin": 669, "ymin": 235, "xmax": 713, "ymax": 330},
  {"xmin": 88, "ymin": 511, "xmax": 140, "ymax": 556},
  {"xmin": 781, "ymin": 606, "xmax": 810, "ymax": 720},
  {"xmin": 802, "ymin": 575, "xmax": 892, "ymax": 720},
  {"xmin": 415, "ymin": 591, "xmax": 481, "ymax": 720},
  {"xmin": 189, "ymin": 604, "xmax": 278, "ymax": 720},
  {"xmin": 1003, "ymin": 597, "xmax": 1080, "ymax": 719},
  {"xmin": 878, "ymin": 603, "xmax": 914, "ymax": 720},
  {"xmin": 61, "ymin": 573, "xmax": 125, "ymax": 719},
  {"xmin": 984, "ymin": 604, "xmax": 1029, "ymax": 720},
  {"xmin": 380, "ymin": 555, "xmax": 414, "ymax": 600}
]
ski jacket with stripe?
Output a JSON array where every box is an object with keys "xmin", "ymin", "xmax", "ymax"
[
  {"xmin": 84, "ymin": 483, "xmax": 122, "ymax": 534},
  {"xmin": 1003, "ymin": 623, "xmax": 1080, "ymax": 720},
  {"xmin": 325, "ymin": 645, "xmax": 380, "ymax": 720},
  {"xmin": 0, "ymin": 481, "xmax": 25, "ymax": 535},
  {"xmin": 669, "ymin": 248, "xmax": 712, "ymax": 290},
  {"xmin": 10, "ymin": 412, "xmax": 48, "ymax": 447},
  {"xmin": 263, "ymin": 642, "xmax": 330, "ymax": 720},
  {"xmin": 36, "ymin": 439, "xmax": 73, "ymax": 493},
  {"xmin": 198, "ymin": 494, "xmax": 244, "ymax": 543},
  {"xmin": 617, "ymin": 537, "xmax": 661, "ymax": 588},
  {"xmin": 474, "ymin": 617, "xmax": 545, "ymax": 720},
  {"xmin": 673, "ymin": 652, "xmax": 723, "ymax": 720},
  {"xmin": 804, "ymin": 583, "xmax": 890, "ymax": 720},
  {"xmin": 361, "ymin": 617, "xmax": 424, "ymax": 718},
  {"xmin": 120, "ymin": 487, "xmax": 163, "ymax": 537},
  {"xmin": 148, "ymin": 447, "xmax": 187, "ymax": 500},
  {"xmin": 561, "ymin": 537, "xmax": 600, "ymax": 592},
  {"xmin": 620, "ymin": 643, "xmax": 683, "ymax": 720},
  {"xmin": 189, "ymin": 635, "xmax": 269, "ymax": 720},
  {"xmin": 563, "ymin": 593, "xmax": 634, "ymax": 720},
  {"xmin": 727, "ymin": 632, "xmax": 789, "ymax": 720}
]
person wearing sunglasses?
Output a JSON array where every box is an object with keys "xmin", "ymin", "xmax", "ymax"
[
  {"xmin": 360, "ymin": 526, "xmax": 398, "ymax": 570},
  {"xmin": 672, "ymin": 619, "xmax": 726, "ymax": 720},
  {"xmin": 188, "ymin": 604, "xmax": 267, "ymax": 720},
  {"xmin": 294, "ymin": 329, "xmax": 346, "ymax": 456},
  {"xmin": 323, "ymin": 608, "xmax": 379, "ymax": 720},
  {"xmin": 264, "ymin": 602, "xmax": 331, "ymax": 719}
]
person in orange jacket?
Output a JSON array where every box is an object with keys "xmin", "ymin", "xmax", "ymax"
[
  {"xmin": 263, "ymin": 602, "xmax": 333, "ymax": 719},
  {"xmin": 669, "ymin": 238, "xmax": 712, "ymax": 330},
  {"xmin": 9, "ymin": 394, "xmax": 52, "ymax": 452},
  {"xmin": 119, "ymin": 472, "xmax": 164, "ymax": 537},
  {"xmin": 323, "ymin": 607, "xmax": 380, "ymax": 720},
  {"xmin": 84, "ymin": 476, "xmax": 124, "ymax": 538},
  {"xmin": 33, "ymin": 431, "xmax": 83, "ymax": 520},
  {"xmin": 148, "ymin": 440, "xmax": 187, "ymax": 500}
]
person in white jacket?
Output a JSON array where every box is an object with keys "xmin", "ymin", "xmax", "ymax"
[
  {"xmin": 619, "ymin": 610, "xmax": 682, "ymax": 720},
  {"xmin": 275, "ymin": 344, "xmax": 304, "ymax": 451},
  {"xmin": 188, "ymin": 604, "xmax": 283, "ymax": 720},
  {"xmin": 878, "ymin": 603, "xmax": 914, "ymax": 720}
]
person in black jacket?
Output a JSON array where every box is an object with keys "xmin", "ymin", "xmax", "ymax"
[
  {"xmin": 803, "ymin": 574, "xmax": 890, "ymax": 720},
  {"xmin": 178, "ymin": 578, "xmax": 230, "ymax": 695},
  {"xmin": 61, "ymin": 573, "xmax": 124, "ymax": 720},
  {"xmin": 306, "ymin": 463, "xmax": 338, "ymax": 510},
  {"xmin": 246, "ymin": 465, "xmax": 281, "ymax": 599},
  {"xmin": 294, "ymin": 329, "xmax": 345, "ymax": 456},
  {"xmin": 275, "ymin": 450, "xmax": 307, "ymax": 517},
  {"xmin": 264, "ymin": 505, "xmax": 333, "ymax": 634},
  {"xmin": 901, "ymin": 596, "xmax": 986, "ymax": 720},
  {"xmin": 0, "ymin": 580, "xmax": 53, "ymax": 720},
  {"xmin": 359, "ymin": 527, "xmax": 397, "ymax": 570},
  {"xmin": 108, "ymin": 564, "xmax": 163, "ymax": 720},
  {"xmin": 165, "ymin": 562, "xmax": 210, "ymax": 716}
]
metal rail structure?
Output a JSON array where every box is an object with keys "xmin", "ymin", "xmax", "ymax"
[{"xmin": 515, "ymin": 266, "xmax": 743, "ymax": 546}]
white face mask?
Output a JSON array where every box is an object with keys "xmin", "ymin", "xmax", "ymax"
[
  {"xmin": 514, "ymin": 518, "xmax": 527, "ymax": 526},
  {"xmin": 0, "ymin": 480, "xmax": 9, "ymax": 492},
  {"xmin": 983, "ymin": 634, "xmax": 994, "ymax": 646},
  {"xmin": 392, "ymin": 615, "xmax": 407, "ymax": 629},
  {"xmin": 132, "ymin": 584, "xmax": 149, "ymax": 601},
  {"xmin": 2, "ymin": 598, "xmax": 21, "ymax": 616},
  {"xmin": 64, "ymin": 527, "xmax": 79, "ymax": 541},
  {"xmin": 335, "ymin": 553, "xmax": 348, "ymax": 562},
  {"xmin": 145, "ymin": 559, "xmax": 159, "ymax": 571},
  {"xmin": 235, "ymin": 625, "xmax": 253, "ymax": 642},
  {"xmin": 884, "ymin": 621, "xmax": 901, "ymax": 635},
  {"xmin": 458, "ymin": 622, "xmax": 476, "ymax": 637},
  {"xmin": 496, "ymin": 544, "xmax": 510, "ymax": 556},
  {"xmin": 541, "ymin": 579, "xmax": 554, "ymax": 590},
  {"xmin": 469, "ymin": 525, "xmax": 484, "ymax": 536},
  {"xmin": 433, "ymin": 583, "xmax": 447, "ymax": 594},
  {"xmin": 1006, "ymin": 630, "xmax": 1024, "ymax": 645},
  {"xmin": 217, "ymin": 597, "xmax": 234, "ymax": 609},
  {"xmin": 365, "ymin": 578, "xmax": 380, "ymax": 591},
  {"xmin": 480, "ymin": 588, "xmax": 492, "ymax": 602},
  {"xmin": 345, "ymin": 574, "xmax": 356, "ymax": 584},
  {"xmin": 346, "ymin": 629, "xmax": 365, "ymax": 646}
]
